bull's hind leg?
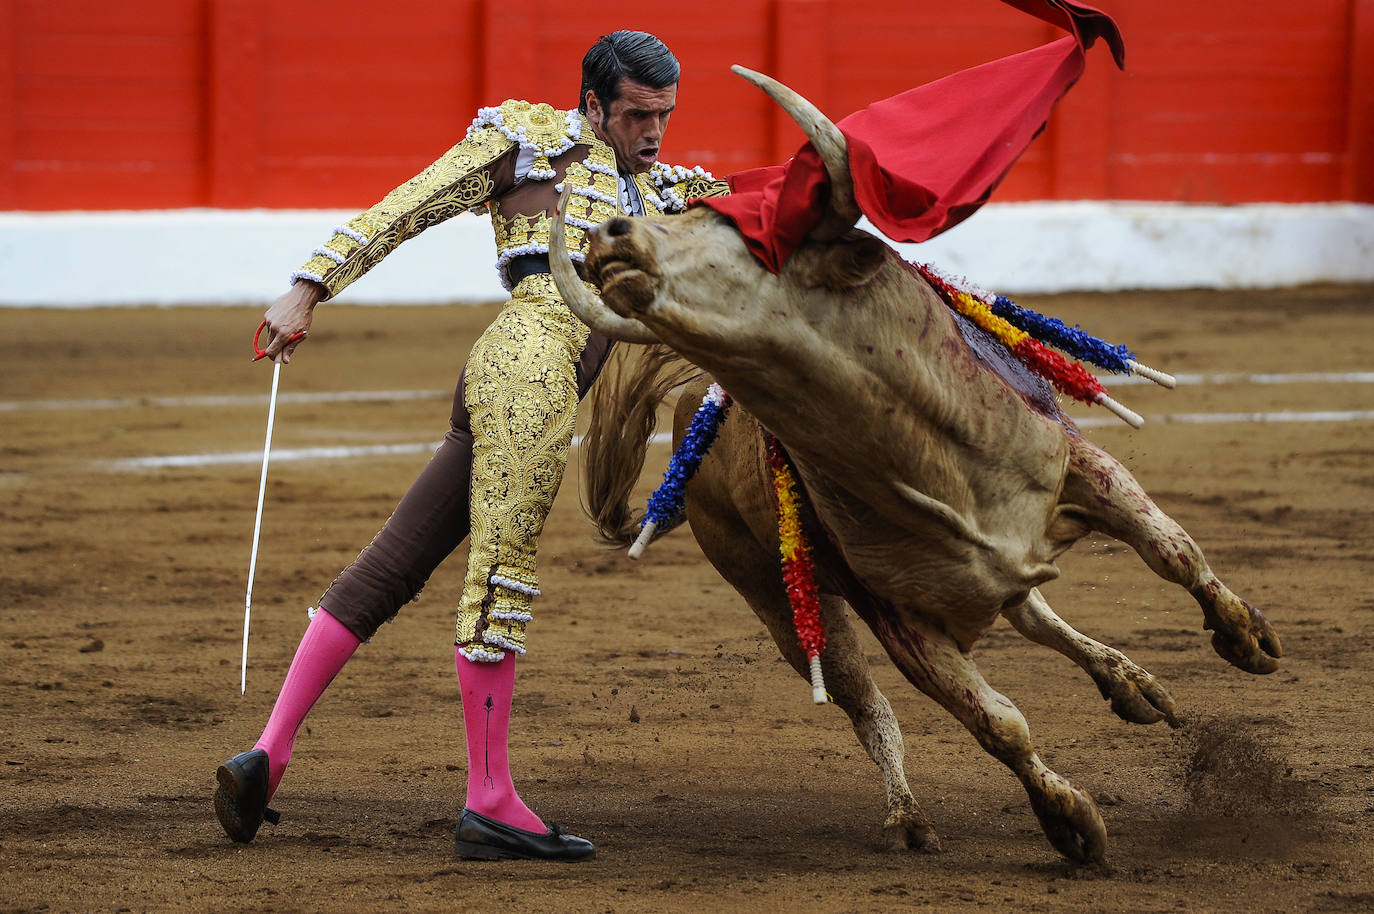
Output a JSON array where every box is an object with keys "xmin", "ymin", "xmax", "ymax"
[
  {"xmin": 1003, "ymin": 588, "xmax": 1179, "ymax": 727},
  {"xmin": 684, "ymin": 437, "xmax": 940, "ymax": 852},
  {"xmin": 1061, "ymin": 436, "xmax": 1281, "ymax": 674},
  {"xmin": 863, "ymin": 608, "xmax": 1106, "ymax": 863}
]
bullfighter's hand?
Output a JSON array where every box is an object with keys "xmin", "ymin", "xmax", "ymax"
[{"xmin": 260, "ymin": 281, "xmax": 324, "ymax": 364}]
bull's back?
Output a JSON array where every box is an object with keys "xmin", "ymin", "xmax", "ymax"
[
  {"xmin": 781, "ymin": 261, "xmax": 1072, "ymax": 615},
  {"xmin": 809, "ymin": 258, "xmax": 1070, "ymax": 520}
]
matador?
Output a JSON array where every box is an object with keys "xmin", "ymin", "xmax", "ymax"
[{"xmin": 213, "ymin": 30, "xmax": 727, "ymax": 862}]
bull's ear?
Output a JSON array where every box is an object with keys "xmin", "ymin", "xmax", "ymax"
[{"xmin": 804, "ymin": 234, "xmax": 889, "ymax": 291}]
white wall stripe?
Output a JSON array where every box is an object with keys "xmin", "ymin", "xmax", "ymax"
[{"xmin": 3, "ymin": 204, "xmax": 1371, "ymax": 306}]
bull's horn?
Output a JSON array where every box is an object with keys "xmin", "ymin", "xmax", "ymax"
[
  {"xmin": 550, "ymin": 188, "xmax": 661, "ymax": 345},
  {"xmin": 731, "ymin": 64, "xmax": 859, "ymax": 240}
]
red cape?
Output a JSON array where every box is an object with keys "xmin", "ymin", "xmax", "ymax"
[{"xmin": 699, "ymin": 0, "xmax": 1125, "ymax": 273}]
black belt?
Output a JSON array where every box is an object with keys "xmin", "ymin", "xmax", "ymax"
[{"xmin": 506, "ymin": 253, "xmax": 586, "ymax": 285}]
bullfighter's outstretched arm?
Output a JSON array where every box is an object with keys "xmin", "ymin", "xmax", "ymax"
[{"xmin": 289, "ymin": 123, "xmax": 520, "ymax": 301}]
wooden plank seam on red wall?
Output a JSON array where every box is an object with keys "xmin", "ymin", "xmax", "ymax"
[
  {"xmin": 1347, "ymin": 0, "xmax": 1374, "ymax": 201},
  {"xmin": 207, "ymin": 0, "xmax": 262, "ymax": 208},
  {"xmin": 0, "ymin": 1, "xmax": 15, "ymax": 209}
]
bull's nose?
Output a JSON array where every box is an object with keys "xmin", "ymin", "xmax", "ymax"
[{"xmin": 603, "ymin": 217, "xmax": 633, "ymax": 237}]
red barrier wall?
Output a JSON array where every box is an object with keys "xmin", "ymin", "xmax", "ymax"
[{"xmin": 2, "ymin": 0, "xmax": 1370, "ymax": 210}]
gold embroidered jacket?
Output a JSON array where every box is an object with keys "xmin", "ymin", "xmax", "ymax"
[{"xmin": 292, "ymin": 100, "xmax": 730, "ymax": 299}]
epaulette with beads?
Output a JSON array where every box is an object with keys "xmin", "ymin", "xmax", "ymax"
[{"xmin": 467, "ymin": 100, "xmax": 583, "ymax": 181}]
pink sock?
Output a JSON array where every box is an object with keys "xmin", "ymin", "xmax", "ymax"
[
  {"xmin": 253, "ymin": 607, "xmax": 360, "ymax": 800},
  {"xmin": 455, "ymin": 649, "xmax": 545, "ymax": 833}
]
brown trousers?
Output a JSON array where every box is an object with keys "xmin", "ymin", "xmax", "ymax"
[{"xmin": 318, "ymin": 327, "xmax": 614, "ymax": 643}]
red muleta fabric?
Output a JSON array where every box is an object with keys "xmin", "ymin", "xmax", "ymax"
[{"xmin": 698, "ymin": 0, "xmax": 1126, "ymax": 273}]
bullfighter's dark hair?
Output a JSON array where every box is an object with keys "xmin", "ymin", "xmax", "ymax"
[{"xmin": 578, "ymin": 31, "xmax": 680, "ymax": 114}]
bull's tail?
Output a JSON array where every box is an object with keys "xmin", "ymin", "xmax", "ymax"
[{"xmin": 580, "ymin": 343, "xmax": 700, "ymax": 546}]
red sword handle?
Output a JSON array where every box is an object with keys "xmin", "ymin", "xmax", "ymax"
[{"xmin": 253, "ymin": 321, "xmax": 307, "ymax": 362}]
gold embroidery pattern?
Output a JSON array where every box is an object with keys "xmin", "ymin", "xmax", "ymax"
[
  {"xmin": 488, "ymin": 130, "xmax": 621, "ymax": 288},
  {"xmin": 562, "ymin": 156, "xmax": 622, "ymax": 226},
  {"xmin": 297, "ymin": 124, "xmax": 512, "ymax": 298},
  {"xmin": 633, "ymin": 173, "xmax": 667, "ymax": 215},
  {"xmin": 491, "ymin": 100, "xmax": 580, "ymax": 178},
  {"xmin": 492, "ymin": 211, "xmax": 553, "ymax": 251},
  {"xmin": 635, "ymin": 169, "xmax": 731, "ymax": 214},
  {"xmin": 454, "ymin": 273, "xmax": 593, "ymax": 653},
  {"xmin": 294, "ymin": 99, "xmax": 725, "ymax": 657},
  {"xmin": 675, "ymin": 174, "xmax": 732, "ymax": 200}
]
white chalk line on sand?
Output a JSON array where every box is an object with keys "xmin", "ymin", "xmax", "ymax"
[
  {"xmin": 0, "ymin": 389, "xmax": 447, "ymax": 412},
  {"xmin": 98, "ymin": 409, "xmax": 1374, "ymax": 471},
  {"xmin": 1108, "ymin": 370, "xmax": 1374, "ymax": 387},
  {"xmin": 101, "ymin": 432, "xmax": 676, "ymax": 471},
  {"xmin": 5, "ymin": 371, "xmax": 1373, "ymax": 414},
  {"xmin": 1073, "ymin": 409, "xmax": 1374, "ymax": 429}
]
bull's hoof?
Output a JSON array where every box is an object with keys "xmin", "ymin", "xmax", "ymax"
[
  {"xmin": 1026, "ymin": 777, "xmax": 1107, "ymax": 864},
  {"xmin": 882, "ymin": 816, "xmax": 942, "ymax": 853},
  {"xmin": 1210, "ymin": 601, "xmax": 1282, "ymax": 675},
  {"xmin": 1090, "ymin": 654, "xmax": 1180, "ymax": 727}
]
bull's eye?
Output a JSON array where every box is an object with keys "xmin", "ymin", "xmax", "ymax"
[{"xmin": 650, "ymin": 223, "xmax": 670, "ymax": 235}]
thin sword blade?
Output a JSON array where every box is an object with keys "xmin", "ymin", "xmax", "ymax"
[{"xmin": 242, "ymin": 360, "xmax": 284, "ymax": 694}]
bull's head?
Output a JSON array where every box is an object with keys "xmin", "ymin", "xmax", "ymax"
[{"xmin": 551, "ymin": 66, "xmax": 892, "ymax": 359}]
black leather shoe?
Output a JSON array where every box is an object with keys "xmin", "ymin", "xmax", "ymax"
[
  {"xmin": 214, "ymin": 749, "xmax": 280, "ymax": 843},
  {"xmin": 454, "ymin": 808, "xmax": 595, "ymax": 862}
]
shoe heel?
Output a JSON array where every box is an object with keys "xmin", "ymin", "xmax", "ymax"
[
  {"xmin": 215, "ymin": 764, "xmax": 238, "ymax": 799},
  {"xmin": 213, "ymin": 750, "xmax": 272, "ymax": 844},
  {"xmin": 454, "ymin": 839, "xmax": 503, "ymax": 861}
]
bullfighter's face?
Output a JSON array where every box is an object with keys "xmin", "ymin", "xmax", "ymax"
[
  {"xmin": 585, "ymin": 79, "xmax": 677, "ymax": 174},
  {"xmin": 553, "ymin": 64, "xmax": 881, "ymax": 354}
]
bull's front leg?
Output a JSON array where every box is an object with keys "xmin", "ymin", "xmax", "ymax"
[
  {"xmin": 811, "ymin": 594, "xmax": 941, "ymax": 853},
  {"xmin": 1060, "ymin": 437, "xmax": 1282, "ymax": 674},
  {"xmin": 1003, "ymin": 589, "xmax": 1179, "ymax": 727},
  {"xmin": 683, "ymin": 425, "xmax": 939, "ymax": 853},
  {"xmin": 864, "ymin": 609, "xmax": 1107, "ymax": 863}
]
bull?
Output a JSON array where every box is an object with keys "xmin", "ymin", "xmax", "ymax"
[{"xmin": 549, "ymin": 67, "xmax": 1282, "ymax": 863}]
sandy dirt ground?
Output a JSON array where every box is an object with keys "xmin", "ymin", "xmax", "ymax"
[{"xmin": 2, "ymin": 285, "xmax": 1373, "ymax": 913}]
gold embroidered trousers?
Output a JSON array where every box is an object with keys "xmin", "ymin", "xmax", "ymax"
[{"xmin": 453, "ymin": 273, "xmax": 591, "ymax": 659}]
